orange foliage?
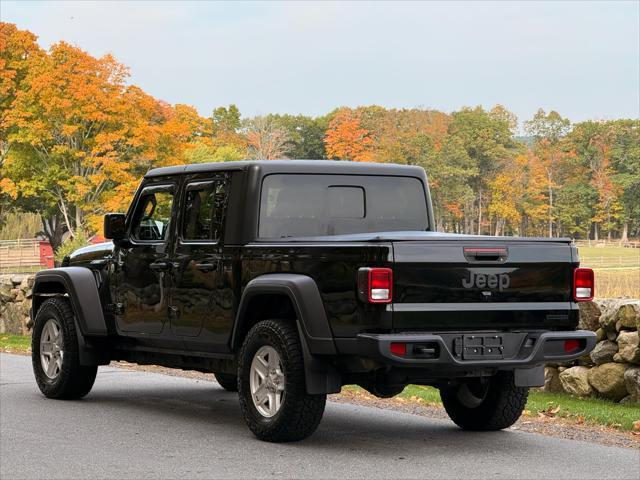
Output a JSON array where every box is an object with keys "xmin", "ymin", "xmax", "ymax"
[{"xmin": 324, "ymin": 109, "xmax": 373, "ymax": 162}]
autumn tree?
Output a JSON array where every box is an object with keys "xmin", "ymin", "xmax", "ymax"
[
  {"xmin": 3, "ymin": 33, "xmax": 211, "ymax": 244},
  {"xmin": 427, "ymin": 136, "xmax": 477, "ymax": 232},
  {"xmin": 524, "ymin": 109, "xmax": 571, "ymax": 237},
  {"xmin": 607, "ymin": 120, "xmax": 640, "ymax": 242},
  {"xmin": 3, "ymin": 40, "xmax": 133, "ymax": 246},
  {"xmin": 448, "ymin": 106, "xmax": 518, "ymax": 234},
  {"xmin": 0, "ymin": 23, "xmax": 44, "ymax": 222},
  {"xmin": 568, "ymin": 121, "xmax": 625, "ymax": 241},
  {"xmin": 245, "ymin": 116, "xmax": 290, "ymax": 160},
  {"xmin": 324, "ymin": 109, "xmax": 374, "ymax": 162},
  {"xmin": 266, "ymin": 114, "xmax": 328, "ymax": 159},
  {"xmin": 212, "ymin": 104, "xmax": 241, "ymax": 134},
  {"xmin": 488, "ymin": 151, "xmax": 548, "ymax": 235}
]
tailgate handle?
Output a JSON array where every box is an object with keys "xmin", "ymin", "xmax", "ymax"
[{"xmin": 464, "ymin": 247, "xmax": 508, "ymax": 262}]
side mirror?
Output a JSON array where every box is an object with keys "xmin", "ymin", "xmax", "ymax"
[{"xmin": 104, "ymin": 213, "xmax": 127, "ymax": 240}]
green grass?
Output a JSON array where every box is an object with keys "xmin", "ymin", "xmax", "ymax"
[
  {"xmin": 525, "ymin": 390, "xmax": 639, "ymax": 431},
  {"xmin": 346, "ymin": 384, "xmax": 639, "ymax": 431},
  {"xmin": 0, "ymin": 334, "xmax": 31, "ymax": 352}
]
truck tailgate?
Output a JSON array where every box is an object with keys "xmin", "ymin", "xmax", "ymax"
[{"xmin": 391, "ymin": 240, "xmax": 578, "ymax": 331}]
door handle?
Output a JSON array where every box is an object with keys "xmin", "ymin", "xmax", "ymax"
[
  {"xmin": 149, "ymin": 261, "xmax": 170, "ymax": 271},
  {"xmin": 194, "ymin": 261, "xmax": 216, "ymax": 272}
]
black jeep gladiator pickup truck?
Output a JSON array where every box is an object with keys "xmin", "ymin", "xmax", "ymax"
[{"xmin": 30, "ymin": 160, "xmax": 596, "ymax": 442}]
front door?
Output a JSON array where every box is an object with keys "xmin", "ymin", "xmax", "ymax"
[
  {"xmin": 116, "ymin": 184, "xmax": 175, "ymax": 335},
  {"xmin": 170, "ymin": 174, "xmax": 232, "ymax": 348}
]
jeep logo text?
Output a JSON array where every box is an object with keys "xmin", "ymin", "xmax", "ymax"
[{"xmin": 462, "ymin": 271, "xmax": 510, "ymax": 291}]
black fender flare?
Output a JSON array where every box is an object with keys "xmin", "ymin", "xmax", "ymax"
[
  {"xmin": 32, "ymin": 267, "xmax": 108, "ymax": 336},
  {"xmin": 32, "ymin": 267, "xmax": 110, "ymax": 366},
  {"xmin": 231, "ymin": 274, "xmax": 341, "ymax": 394}
]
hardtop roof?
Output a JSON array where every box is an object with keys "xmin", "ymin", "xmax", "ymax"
[{"xmin": 145, "ymin": 160, "xmax": 425, "ymax": 178}]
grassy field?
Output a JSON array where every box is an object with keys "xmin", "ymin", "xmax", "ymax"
[
  {"xmin": 579, "ymin": 246, "xmax": 640, "ymax": 268},
  {"xmin": 578, "ymin": 246, "xmax": 639, "ymax": 298},
  {"xmin": 2, "ymin": 334, "xmax": 636, "ymax": 431}
]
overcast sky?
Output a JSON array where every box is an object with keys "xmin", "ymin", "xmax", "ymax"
[{"xmin": 2, "ymin": 1, "xmax": 639, "ymax": 125}]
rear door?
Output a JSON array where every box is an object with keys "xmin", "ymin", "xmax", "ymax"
[
  {"xmin": 169, "ymin": 173, "xmax": 233, "ymax": 350},
  {"xmin": 391, "ymin": 240, "xmax": 577, "ymax": 331}
]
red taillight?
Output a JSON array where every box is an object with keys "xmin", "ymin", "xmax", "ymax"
[
  {"xmin": 573, "ymin": 268, "xmax": 594, "ymax": 302},
  {"xmin": 390, "ymin": 342, "xmax": 406, "ymax": 356},
  {"xmin": 358, "ymin": 267, "xmax": 393, "ymax": 303},
  {"xmin": 564, "ymin": 339, "xmax": 580, "ymax": 353}
]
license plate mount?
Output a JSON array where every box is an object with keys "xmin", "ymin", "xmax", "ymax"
[{"xmin": 461, "ymin": 334, "xmax": 504, "ymax": 360}]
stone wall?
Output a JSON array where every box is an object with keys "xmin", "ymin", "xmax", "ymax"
[
  {"xmin": 545, "ymin": 300, "xmax": 639, "ymax": 404},
  {"xmin": 0, "ymin": 274, "xmax": 34, "ymax": 335}
]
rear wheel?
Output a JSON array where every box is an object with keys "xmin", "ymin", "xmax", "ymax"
[
  {"xmin": 214, "ymin": 372, "xmax": 238, "ymax": 392},
  {"xmin": 31, "ymin": 298, "xmax": 98, "ymax": 399},
  {"xmin": 238, "ymin": 320, "xmax": 326, "ymax": 442},
  {"xmin": 440, "ymin": 372, "xmax": 528, "ymax": 431}
]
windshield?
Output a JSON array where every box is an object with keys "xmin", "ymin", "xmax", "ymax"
[{"xmin": 259, "ymin": 174, "xmax": 428, "ymax": 238}]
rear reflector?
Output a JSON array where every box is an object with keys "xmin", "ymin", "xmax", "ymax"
[
  {"xmin": 390, "ymin": 342, "xmax": 406, "ymax": 356},
  {"xmin": 358, "ymin": 267, "xmax": 393, "ymax": 303},
  {"xmin": 564, "ymin": 339, "xmax": 581, "ymax": 353},
  {"xmin": 573, "ymin": 268, "xmax": 594, "ymax": 302}
]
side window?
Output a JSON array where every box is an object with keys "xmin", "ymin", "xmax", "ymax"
[
  {"xmin": 182, "ymin": 178, "xmax": 228, "ymax": 242},
  {"xmin": 132, "ymin": 189, "xmax": 174, "ymax": 242}
]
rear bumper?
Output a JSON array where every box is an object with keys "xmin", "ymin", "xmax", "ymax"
[{"xmin": 357, "ymin": 330, "xmax": 597, "ymax": 369}]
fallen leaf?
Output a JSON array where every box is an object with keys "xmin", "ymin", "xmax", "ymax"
[{"xmin": 632, "ymin": 420, "xmax": 640, "ymax": 431}]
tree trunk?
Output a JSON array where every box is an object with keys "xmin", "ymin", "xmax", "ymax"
[
  {"xmin": 621, "ymin": 222, "xmax": 629, "ymax": 243},
  {"xmin": 548, "ymin": 183, "xmax": 553, "ymax": 238},
  {"xmin": 477, "ymin": 188, "xmax": 482, "ymax": 235},
  {"xmin": 75, "ymin": 207, "xmax": 83, "ymax": 234},
  {"xmin": 40, "ymin": 214, "xmax": 66, "ymax": 252}
]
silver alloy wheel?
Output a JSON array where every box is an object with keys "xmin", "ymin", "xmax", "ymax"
[
  {"xmin": 40, "ymin": 318, "xmax": 64, "ymax": 380},
  {"xmin": 250, "ymin": 345, "xmax": 285, "ymax": 418}
]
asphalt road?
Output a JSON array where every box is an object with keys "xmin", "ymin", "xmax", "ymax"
[{"xmin": 1, "ymin": 354, "xmax": 638, "ymax": 479}]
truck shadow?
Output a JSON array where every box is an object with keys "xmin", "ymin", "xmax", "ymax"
[{"xmin": 82, "ymin": 374, "xmax": 530, "ymax": 458}]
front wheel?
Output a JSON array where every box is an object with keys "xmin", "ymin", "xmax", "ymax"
[
  {"xmin": 31, "ymin": 298, "xmax": 98, "ymax": 399},
  {"xmin": 440, "ymin": 372, "xmax": 528, "ymax": 431},
  {"xmin": 238, "ymin": 320, "xmax": 326, "ymax": 442}
]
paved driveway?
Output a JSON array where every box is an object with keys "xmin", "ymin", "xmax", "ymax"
[{"xmin": 1, "ymin": 354, "xmax": 637, "ymax": 479}]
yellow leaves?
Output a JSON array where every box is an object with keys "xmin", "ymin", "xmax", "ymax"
[{"xmin": 0, "ymin": 178, "xmax": 18, "ymax": 199}]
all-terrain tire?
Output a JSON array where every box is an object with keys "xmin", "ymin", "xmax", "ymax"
[
  {"xmin": 214, "ymin": 372, "xmax": 238, "ymax": 392},
  {"xmin": 238, "ymin": 320, "xmax": 326, "ymax": 442},
  {"xmin": 440, "ymin": 371, "xmax": 528, "ymax": 431},
  {"xmin": 31, "ymin": 298, "xmax": 98, "ymax": 399}
]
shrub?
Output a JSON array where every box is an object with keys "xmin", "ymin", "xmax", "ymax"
[{"xmin": 54, "ymin": 230, "xmax": 90, "ymax": 265}]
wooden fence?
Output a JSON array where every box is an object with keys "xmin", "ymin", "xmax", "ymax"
[{"xmin": 0, "ymin": 239, "xmax": 53, "ymax": 274}]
